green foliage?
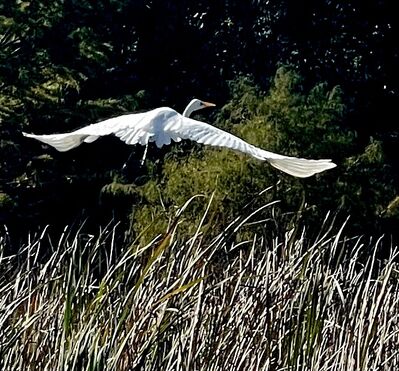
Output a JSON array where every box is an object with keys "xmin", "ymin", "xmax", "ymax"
[
  {"xmin": 0, "ymin": 0, "xmax": 397, "ymax": 242},
  {"xmin": 28, "ymin": 67, "xmax": 82, "ymax": 106},
  {"xmin": 70, "ymin": 26, "xmax": 113, "ymax": 64},
  {"xmin": 132, "ymin": 67, "xmax": 353, "ymax": 240},
  {"xmin": 337, "ymin": 139, "xmax": 397, "ymax": 229},
  {"xmin": 0, "ymin": 0, "xmax": 149, "ymax": 227},
  {"xmin": 384, "ymin": 196, "xmax": 399, "ymax": 219},
  {"xmin": 129, "ymin": 67, "xmax": 397, "ymax": 240},
  {"xmin": 0, "ymin": 192, "xmax": 14, "ymax": 210}
]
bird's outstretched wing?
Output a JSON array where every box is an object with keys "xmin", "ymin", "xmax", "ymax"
[
  {"xmin": 164, "ymin": 115, "xmax": 336, "ymax": 178},
  {"xmin": 23, "ymin": 109, "xmax": 336, "ymax": 177},
  {"xmin": 22, "ymin": 110, "xmax": 159, "ymax": 152}
]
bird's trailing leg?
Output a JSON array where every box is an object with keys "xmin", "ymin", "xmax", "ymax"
[
  {"xmin": 141, "ymin": 143, "xmax": 148, "ymax": 166},
  {"xmin": 122, "ymin": 151, "xmax": 136, "ymax": 171},
  {"xmin": 122, "ymin": 143, "xmax": 148, "ymax": 173},
  {"xmin": 122, "ymin": 146, "xmax": 150, "ymax": 184}
]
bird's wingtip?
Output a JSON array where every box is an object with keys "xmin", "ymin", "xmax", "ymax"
[
  {"xmin": 22, "ymin": 132, "xmax": 39, "ymax": 139},
  {"xmin": 326, "ymin": 160, "xmax": 337, "ymax": 169}
]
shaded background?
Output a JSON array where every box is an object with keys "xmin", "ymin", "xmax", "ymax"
[{"xmin": 1, "ymin": 0, "xmax": 398, "ymax": 242}]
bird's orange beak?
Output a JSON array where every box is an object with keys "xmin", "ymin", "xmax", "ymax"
[{"xmin": 202, "ymin": 101, "xmax": 216, "ymax": 108}]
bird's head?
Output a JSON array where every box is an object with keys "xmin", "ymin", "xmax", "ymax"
[{"xmin": 183, "ymin": 99, "xmax": 216, "ymax": 117}]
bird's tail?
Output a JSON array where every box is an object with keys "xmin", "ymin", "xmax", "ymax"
[
  {"xmin": 267, "ymin": 157, "xmax": 336, "ymax": 178},
  {"xmin": 22, "ymin": 132, "xmax": 87, "ymax": 152}
]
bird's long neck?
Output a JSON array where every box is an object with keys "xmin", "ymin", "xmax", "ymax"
[{"xmin": 182, "ymin": 103, "xmax": 195, "ymax": 117}]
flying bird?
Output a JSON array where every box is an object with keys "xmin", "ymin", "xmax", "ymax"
[{"xmin": 22, "ymin": 99, "xmax": 336, "ymax": 178}]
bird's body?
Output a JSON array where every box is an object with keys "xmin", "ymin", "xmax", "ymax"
[{"xmin": 23, "ymin": 99, "xmax": 336, "ymax": 178}]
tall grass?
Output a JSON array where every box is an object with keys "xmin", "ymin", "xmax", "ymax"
[{"xmin": 1, "ymin": 198, "xmax": 399, "ymax": 370}]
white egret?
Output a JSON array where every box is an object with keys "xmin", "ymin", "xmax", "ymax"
[{"xmin": 22, "ymin": 99, "xmax": 336, "ymax": 178}]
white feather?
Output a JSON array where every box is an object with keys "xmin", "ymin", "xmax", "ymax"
[{"xmin": 22, "ymin": 100, "xmax": 336, "ymax": 178}]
